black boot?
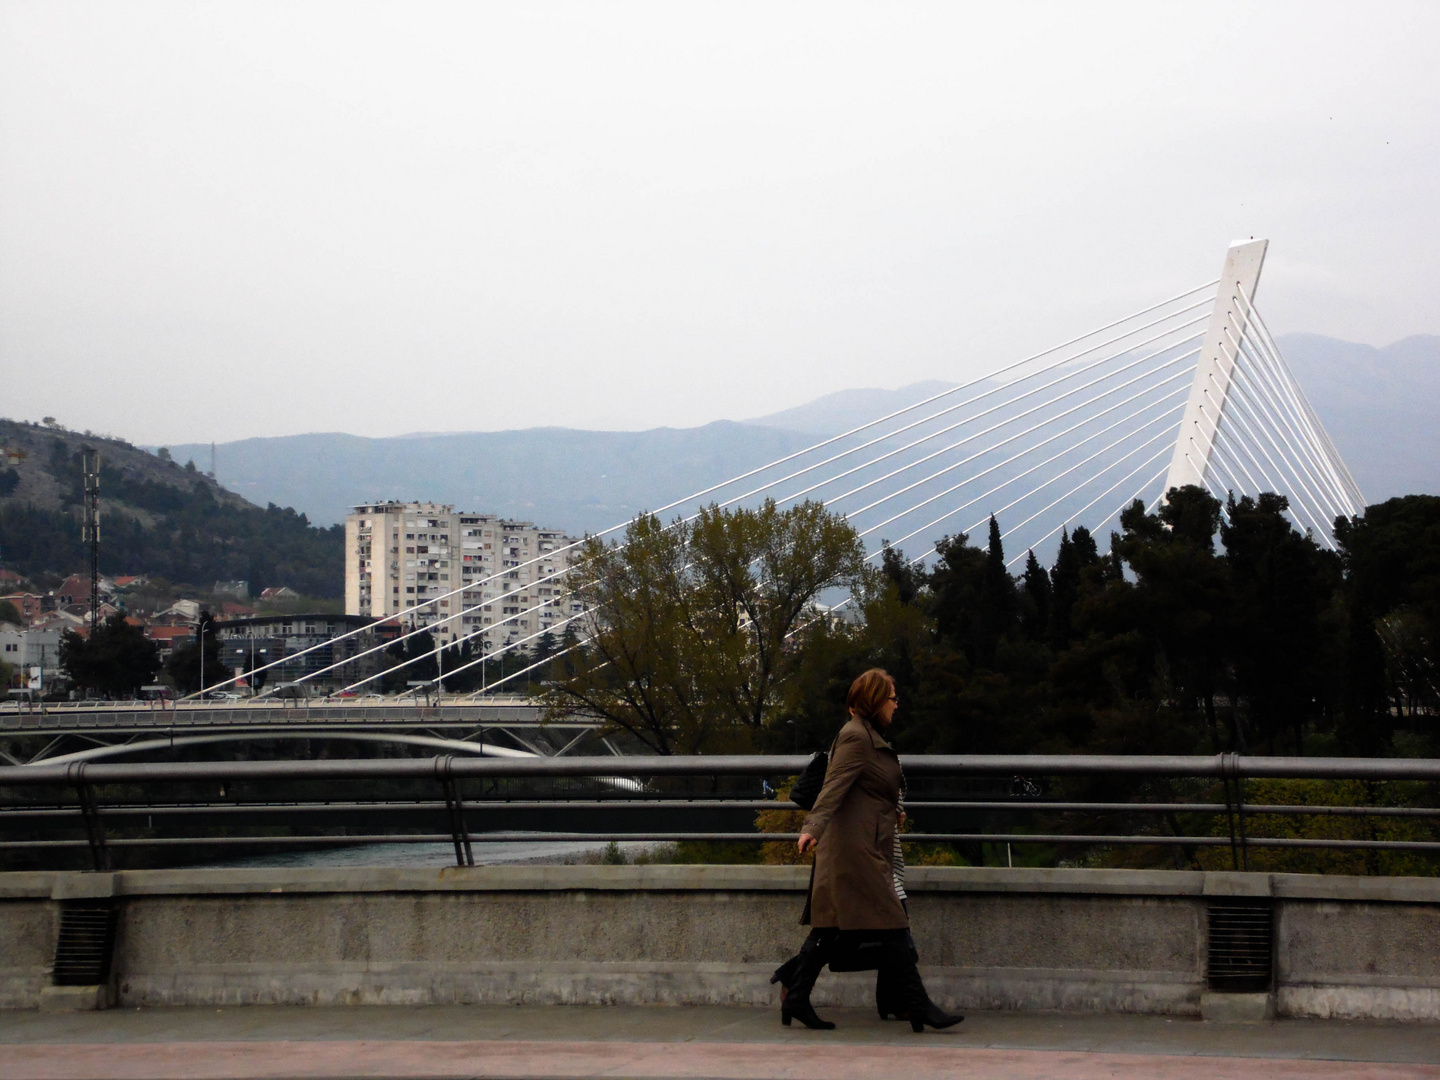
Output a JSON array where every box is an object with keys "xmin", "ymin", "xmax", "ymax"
[
  {"xmin": 777, "ymin": 931, "xmax": 836, "ymax": 1030},
  {"xmin": 908, "ymin": 994, "xmax": 964, "ymax": 1033},
  {"xmin": 883, "ymin": 940, "xmax": 962, "ymax": 1033},
  {"xmin": 876, "ymin": 929, "xmax": 918, "ymax": 1020},
  {"xmin": 770, "ymin": 953, "xmax": 802, "ymax": 991},
  {"xmin": 875, "ymin": 965, "xmax": 909, "ymax": 1021}
]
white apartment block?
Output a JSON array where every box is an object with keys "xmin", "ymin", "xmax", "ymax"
[{"xmin": 345, "ymin": 502, "xmax": 583, "ymax": 654}]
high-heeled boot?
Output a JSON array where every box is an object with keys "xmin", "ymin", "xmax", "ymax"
[
  {"xmin": 875, "ymin": 930, "xmax": 918, "ymax": 1020},
  {"xmin": 777, "ymin": 933, "xmax": 836, "ymax": 1030},
  {"xmin": 875, "ymin": 965, "xmax": 909, "ymax": 1021},
  {"xmin": 884, "ymin": 943, "xmax": 962, "ymax": 1032}
]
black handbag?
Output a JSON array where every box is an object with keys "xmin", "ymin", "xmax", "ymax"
[{"xmin": 789, "ymin": 750, "xmax": 829, "ymax": 811}]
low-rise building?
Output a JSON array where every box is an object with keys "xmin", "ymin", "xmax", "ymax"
[
  {"xmin": 345, "ymin": 502, "xmax": 583, "ymax": 655},
  {"xmin": 152, "ymin": 600, "xmax": 201, "ymax": 626},
  {"xmin": 214, "ymin": 613, "xmax": 402, "ymax": 692},
  {"xmin": 0, "ymin": 626, "xmax": 62, "ymax": 691}
]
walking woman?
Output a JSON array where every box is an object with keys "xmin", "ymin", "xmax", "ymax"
[{"xmin": 776, "ymin": 668, "xmax": 962, "ymax": 1033}]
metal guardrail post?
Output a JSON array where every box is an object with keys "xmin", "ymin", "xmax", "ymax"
[
  {"xmin": 1219, "ymin": 751, "xmax": 1250, "ymax": 871},
  {"xmin": 436, "ymin": 755, "xmax": 474, "ymax": 867},
  {"xmin": 67, "ymin": 763, "xmax": 111, "ymax": 872}
]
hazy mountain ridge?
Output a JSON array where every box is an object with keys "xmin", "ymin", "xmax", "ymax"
[
  {"xmin": 162, "ymin": 334, "xmax": 1438, "ymax": 534},
  {"xmin": 169, "ymin": 423, "xmax": 820, "ymax": 537},
  {"xmin": 745, "ymin": 380, "xmax": 962, "ymax": 437},
  {"xmin": 1277, "ymin": 333, "xmax": 1439, "ymax": 504}
]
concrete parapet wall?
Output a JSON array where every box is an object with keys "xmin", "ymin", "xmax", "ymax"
[{"xmin": 2, "ymin": 866, "xmax": 1436, "ymax": 1019}]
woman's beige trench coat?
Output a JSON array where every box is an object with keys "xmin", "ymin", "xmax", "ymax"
[{"xmin": 800, "ymin": 715, "xmax": 908, "ymax": 930}]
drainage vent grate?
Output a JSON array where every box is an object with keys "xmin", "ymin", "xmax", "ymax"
[
  {"xmin": 52, "ymin": 900, "xmax": 118, "ymax": 986},
  {"xmin": 1206, "ymin": 900, "xmax": 1273, "ymax": 993}
]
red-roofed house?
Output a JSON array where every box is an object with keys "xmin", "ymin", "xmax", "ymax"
[
  {"xmin": 1, "ymin": 593, "xmax": 46, "ymax": 622},
  {"xmin": 144, "ymin": 624, "xmax": 194, "ymax": 659},
  {"xmin": 56, "ymin": 576, "xmax": 89, "ymax": 606}
]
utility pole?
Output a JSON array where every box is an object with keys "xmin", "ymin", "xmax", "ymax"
[{"xmin": 82, "ymin": 448, "xmax": 101, "ymax": 633}]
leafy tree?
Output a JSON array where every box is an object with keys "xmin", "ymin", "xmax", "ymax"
[
  {"xmin": 379, "ymin": 629, "xmax": 439, "ymax": 693},
  {"xmin": 927, "ymin": 530, "xmax": 990, "ymax": 661},
  {"xmin": 1334, "ymin": 494, "xmax": 1440, "ymax": 752},
  {"xmin": 545, "ymin": 500, "xmax": 869, "ymax": 754},
  {"xmin": 164, "ymin": 611, "xmax": 223, "ymax": 694},
  {"xmin": 59, "ymin": 613, "xmax": 161, "ymax": 697},
  {"xmin": 974, "ymin": 516, "xmax": 1017, "ymax": 666},
  {"xmin": 0, "ymin": 599, "xmax": 22, "ymax": 626},
  {"xmin": 1220, "ymin": 493, "xmax": 1342, "ymax": 753},
  {"xmin": 1019, "ymin": 549, "xmax": 1051, "ymax": 642},
  {"xmin": 1108, "ymin": 486, "xmax": 1232, "ymax": 749},
  {"xmin": 1048, "ymin": 527, "xmax": 1100, "ymax": 649}
]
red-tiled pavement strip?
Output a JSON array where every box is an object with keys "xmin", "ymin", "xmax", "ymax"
[{"xmin": 4, "ymin": 1040, "xmax": 1440, "ymax": 1080}]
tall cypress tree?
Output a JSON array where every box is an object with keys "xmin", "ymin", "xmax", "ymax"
[{"xmin": 1020, "ymin": 549, "xmax": 1052, "ymax": 642}]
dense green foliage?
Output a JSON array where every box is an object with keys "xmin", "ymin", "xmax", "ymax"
[
  {"xmin": 775, "ymin": 488, "xmax": 1438, "ymax": 762},
  {"xmin": 0, "ymin": 440, "xmax": 343, "ymax": 596},
  {"xmin": 58, "ymin": 614, "xmax": 161, "ymax": 697}
]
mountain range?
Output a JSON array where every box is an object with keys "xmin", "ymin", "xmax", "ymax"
[{"xmin": 160, "ymin": 333, "xmax": 1437, "ymax": 537}]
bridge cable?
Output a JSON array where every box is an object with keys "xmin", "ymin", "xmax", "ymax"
[
  {"xmin": 846, "ymin": 375, "xmax": 1193, "ymax": 546},
  {"xmin": 195, "ymin": 282, "xmax": 1222, "ymax": 700},
  {"xmin": 290, "ymin": 317, "xmax": 1214, "ymax": 690}
]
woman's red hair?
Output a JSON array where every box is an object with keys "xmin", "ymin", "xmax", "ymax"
[{"xmin": 846, "ymin": 668, "xmax": 895, "ymax": 722}]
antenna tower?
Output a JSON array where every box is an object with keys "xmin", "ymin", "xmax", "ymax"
[{"xmin": 82, "ymin": 448, "xmax": 101, "ymax": 630}]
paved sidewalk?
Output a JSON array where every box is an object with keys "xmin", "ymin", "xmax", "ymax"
[{"xmin": 3, "ymin": 1005, "xmax": 1438, "ymax": 1080}]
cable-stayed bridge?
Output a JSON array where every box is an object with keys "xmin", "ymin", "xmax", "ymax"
[{"xmin": 133, "ymin": 240, "xmax": 1366, "ymax": 716}]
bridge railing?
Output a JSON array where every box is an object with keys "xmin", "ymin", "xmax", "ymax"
[
  {"xmin": 1, "ymin": 754, "xmax": 1437, "ymax": 872},
  {"xmin": 0, "ymin": 700, "xmax": 568, "ymax": 739}
]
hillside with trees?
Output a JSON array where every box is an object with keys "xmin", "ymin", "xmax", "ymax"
[{"xmin": 0, "ymin": 418, "xmax": 343, "ymax": 597}]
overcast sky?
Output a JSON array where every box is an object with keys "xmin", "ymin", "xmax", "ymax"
[{"xmin": 2, "ymin": 2, "xmax": 1437, "ymax": 445}]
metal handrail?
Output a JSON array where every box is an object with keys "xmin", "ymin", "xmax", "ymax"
[
  {"xmin": 4, "ymin": 753, "xmax": 1440, "ymax": 784},
  {"xmin": 2, "ymin": 754, "xmax": 1437, "ymax": 871}
]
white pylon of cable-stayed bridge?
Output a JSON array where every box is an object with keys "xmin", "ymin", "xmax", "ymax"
[
  {"xmin": 1160, "ymin": 238, "xmax": 1364, "ymax": 543},
  {"xmin": 1164, "ymin": 240, "xmax": 1271, "ymax": 495}
]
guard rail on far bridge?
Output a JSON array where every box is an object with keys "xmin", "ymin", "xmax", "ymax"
[{"xmin": 0, "ymin": 697, "xmax": 548, "ymax": 729}]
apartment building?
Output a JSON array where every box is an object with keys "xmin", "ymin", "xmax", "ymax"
[{"xmin": 345, "ymin": 502, "xmax": 583, "ymax": 654}]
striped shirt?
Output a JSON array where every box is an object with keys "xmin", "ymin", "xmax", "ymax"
[{"xmin": 892, "ymin": 762, "xmax": 908, "ymax": 902}]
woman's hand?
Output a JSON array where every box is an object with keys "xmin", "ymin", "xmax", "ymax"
[
  {"xmin": 797, "ymin": 833, "xmax": 818, "ymax": 854},
  {"xmin": 897, "ymin": 810, "xmax": 907, "ymax": 827}
]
